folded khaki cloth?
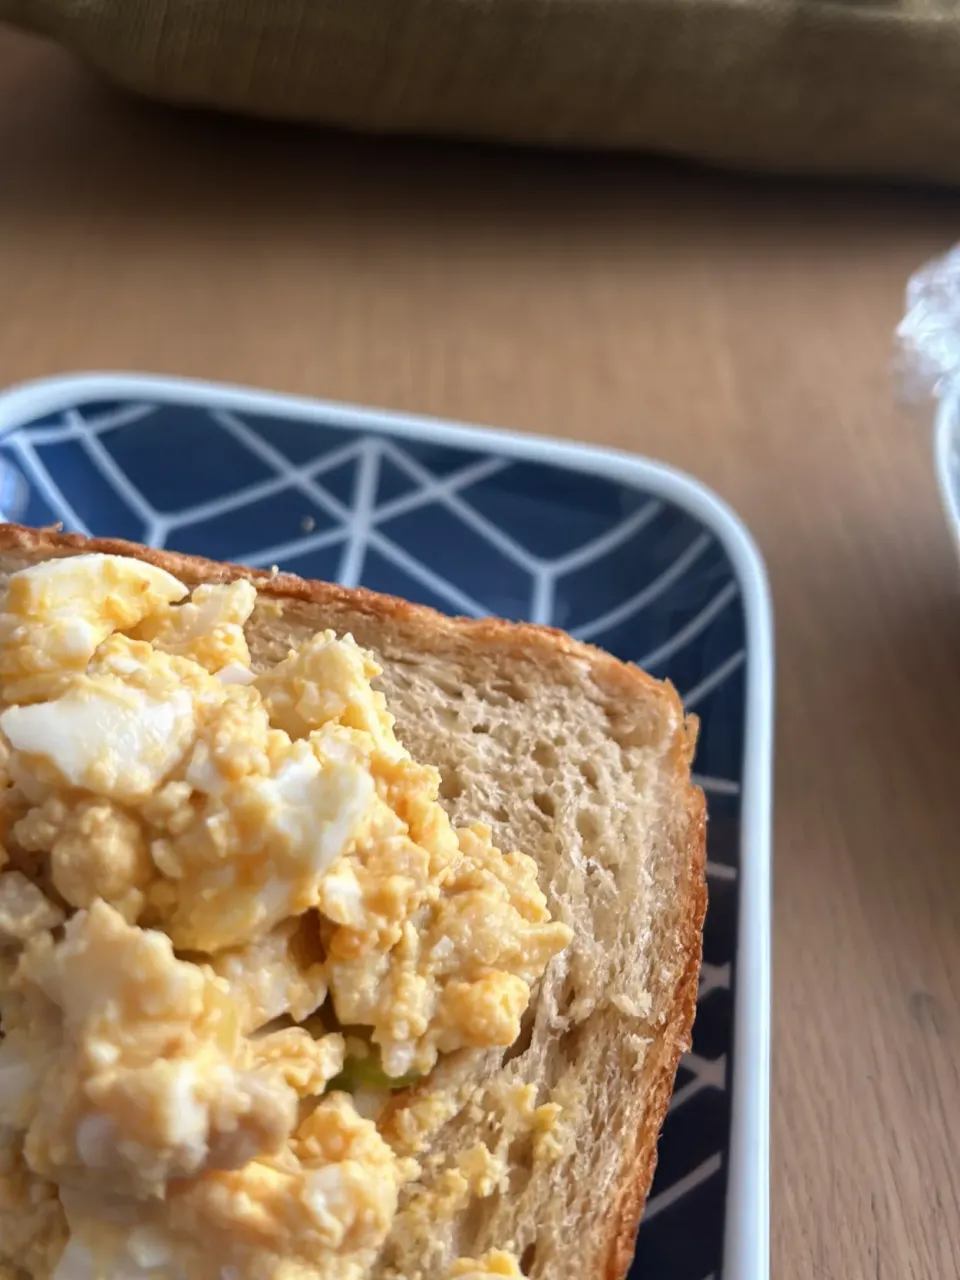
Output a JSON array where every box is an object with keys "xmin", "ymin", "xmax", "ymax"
[{"xmin": 3, "ymin": 0, "xmax": 959, "ymax": 183}]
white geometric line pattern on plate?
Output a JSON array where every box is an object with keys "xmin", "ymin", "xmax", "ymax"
[
  {"xmin": 372, "ymin": 455, "xmax": 514, "ymax": 525},
  {"xmin": 67, "ymin": 410, "xmax": 164, "ymax": 543},
  {"xmin": 668, "ymin": 1052, "xmax": 727, "ymax": 1113},
  {"xmin": 380, "ymin": 438, "xmax": 664, "ymax": 576},
  {"xmin": 29, "ymin": 406, "xmax": 367, "ymax": 550},
  {"xmin": 570, "ymin": 532, "xmax": 715, "ymax": 642},
  {"xmin": 16, "ymin": 402, "xmax": 157, "ymax": 445},
  {"xmin": 215, "ymin": 411, "xmax": 489, "ymax": 617},
  {"xmin": 547, "ymin": 498, "xmax": 664, "ymax": 576},
  {"xmin": 213, "ymin": 410, "xmax": 354, "ymax": 525},
  {"xmin": 243, "ymin": 525, "xmax": 350, "ymax": 571},
  {"xmin": 643, "ymin": 1153, "xmax": 724, "ymax": 1221},
  {"xmin": 636, "ymin": 580, "xmax": 740, "ymax": 671},
  {"xmin": 522, "ymin": 495, "xmax": 663, "ymax": 623},
  {"xmin": 366, "ymin": 533, "xmax": 488, "ymax": 618},
  {"xmin": 706, "ymin": 860, "xmax": 738, "ymax": 882},
  {"xmin": 3, "ymin": 403, "xmax": 749, "ymax": 765},
  {"xmin": 692, "ymin": 774, "xmax": 741, "ymax": 797},
  {"xmin": 683, "ymin": 650, "xmax": 747, "ymax": 711},
  {"xmin": 378, "ymin": 439, "xmax": 539, "ymax": 570},
  {"xmin": 698, "ymin": 962, "xmax": 732, "ymax": 998},
  {"xmin": 153, "ymin": 440, "xmax": 365, "ymax": 541},
  {"xmin": 5, "ymin": 408, "xmax": 744, "ymax": 698},
  {"xmin": 378, "ymin": 439, "xmax": 665, "ymax": 624},
  {"xmin": 5, "ymin": 434, "xmax": 91, "ymax": 536},
  {"xmin": 337, "ymin": 435, "xmax": 381, "ymax": 588}
]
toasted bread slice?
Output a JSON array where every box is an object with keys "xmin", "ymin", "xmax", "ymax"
[{"xmin": 0, "ymin": 524, "xmax": 706, "ymax": 1280}]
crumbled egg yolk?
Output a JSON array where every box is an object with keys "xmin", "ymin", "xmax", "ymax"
[
  {"xmin": 0, "ymin": 553, "xmax": 572, "ymax": 1280},
  {"xmin": 447, "ymin": 1252, "xmax": 524, "ymax": 1279}
]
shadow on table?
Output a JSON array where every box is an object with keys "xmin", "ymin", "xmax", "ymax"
[{"xmin": 2, "ymin": 28, "xmax": 960, "ymax": 259}]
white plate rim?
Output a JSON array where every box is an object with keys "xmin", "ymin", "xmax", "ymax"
[
  {"xmin": 0, "ymin": 370, "xmax": 772, "ymax": 1280},
  {"xmin": 934, "ymin": 391, "xmax": 960, "ymax": 564}
]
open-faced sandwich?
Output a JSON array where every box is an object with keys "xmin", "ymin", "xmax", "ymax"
[{"xmin": 0, "ymin": 525, "xmax": 705, "ymax": 1280}]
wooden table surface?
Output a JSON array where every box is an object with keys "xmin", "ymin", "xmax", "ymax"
[{"xmin": 1, "ymin": 23, "xmax": 958, "ymax": 1280}]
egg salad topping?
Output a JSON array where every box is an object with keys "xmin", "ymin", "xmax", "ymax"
[{"xmin": 0, "ymin": 553, "xmax": 572, "ymax": 1280}]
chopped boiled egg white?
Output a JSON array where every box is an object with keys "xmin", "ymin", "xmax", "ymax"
[
  {"xmin": 1, "ymin": 677, "xmax": 196, "ymax": 803},
  {"xmin": 16, "ymin": 902, "xmax": 316, "ymax": 1198},
  {"xmin": 256, "ymin": 629, "xmax": 402, "ymax": 757},
  {"xmin": 204, "ymin": 919, "xmax": 328, "ymax": 1034},
  {"xmin": 153, "ymin": 704, "xmax": 377, "ymax": 953},
  {"xmin": 0, "ymin": 554, "xmax": 187, "ymax": 704},
  {"xmin": 0, "ymin": 870, "xmax": 64, "ymax": 943},
  {"xmin": 131, "ymin": 579, "xmax": 257, "ymax": 674},
  {"xmin": 0, "ymin": 551, "xmax": 572, "ymax": 1280},
  {"xmin": 166, "ymin": 761, "xmax": 372, "ymax": 951}
]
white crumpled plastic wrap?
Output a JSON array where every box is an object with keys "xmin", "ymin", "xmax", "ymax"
[
  {"xmin": 897, "ymin": 243, "xmax": 960, "ymax": 401},
  {"xmin": 898, "ymin": 243, "xmax": 960, "ymax": 556}
]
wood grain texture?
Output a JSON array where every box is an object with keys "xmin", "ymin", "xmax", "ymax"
[{"xmin": 0, "ymin": 24, "xmax": 958, "ymax": 1280}]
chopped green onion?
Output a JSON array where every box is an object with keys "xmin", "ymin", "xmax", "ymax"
[{"xmin": 327, "ymin": 1054, "xmax": 420, "ymax": 1094}]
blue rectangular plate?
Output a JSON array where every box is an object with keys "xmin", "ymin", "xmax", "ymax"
[{"xmin": 0, "ymin": 373, "xmax": 772, "ymax": 1280}]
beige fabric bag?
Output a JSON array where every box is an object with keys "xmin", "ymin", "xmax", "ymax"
[{"xmin": 3, "ymin": 0, "xmax": 959, "ymax": 183}]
